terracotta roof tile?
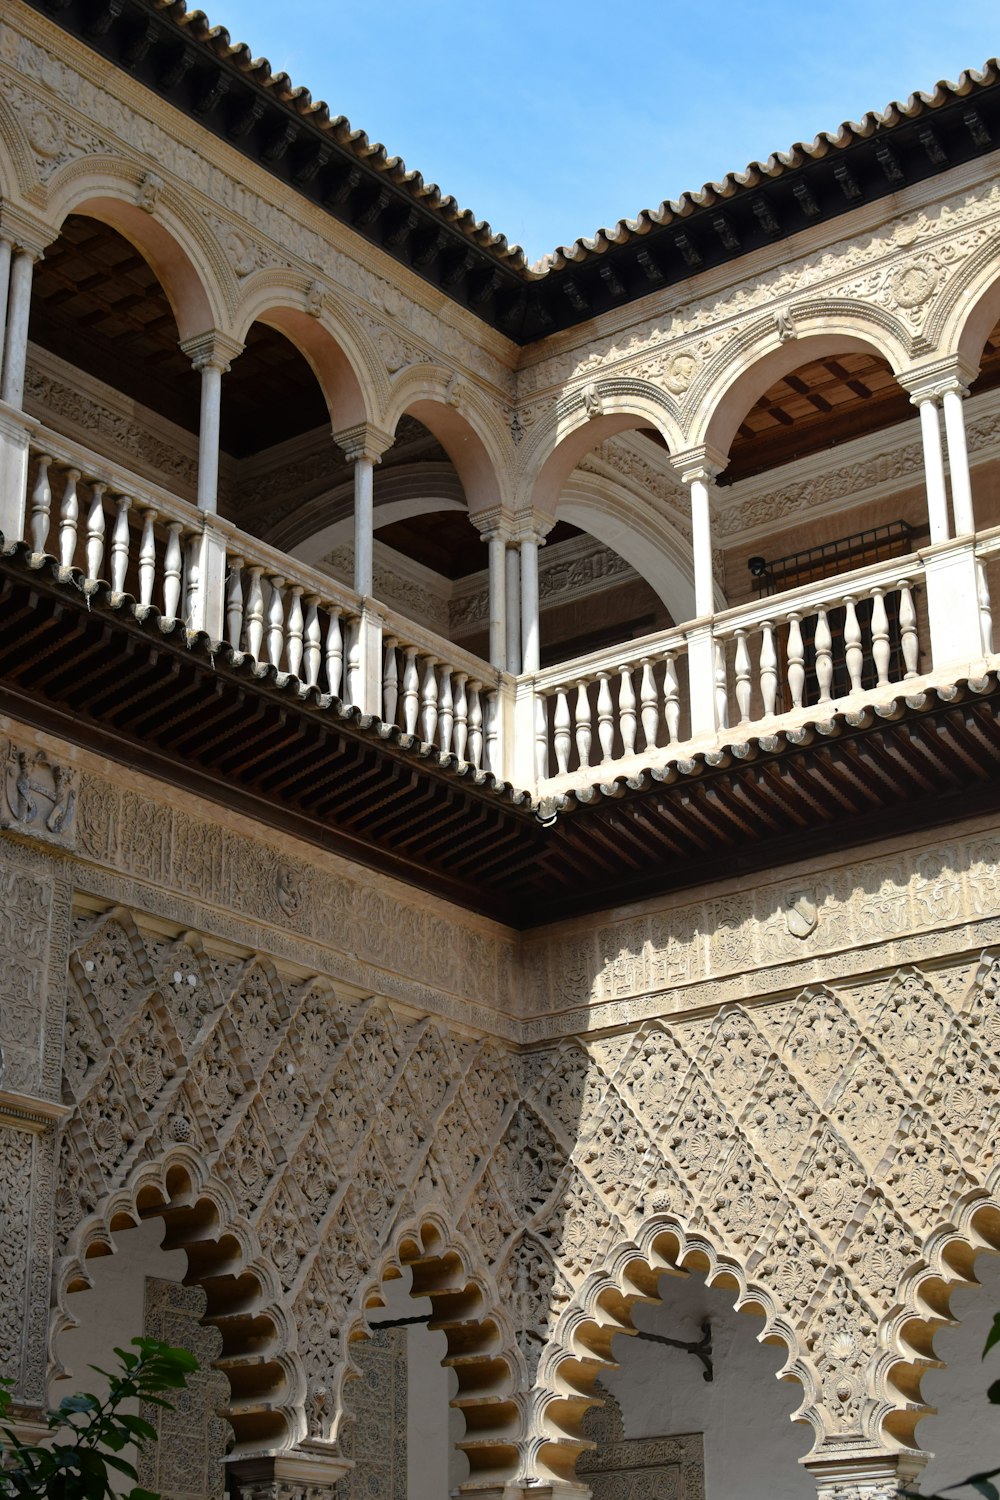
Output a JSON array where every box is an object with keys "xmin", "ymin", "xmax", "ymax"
[{"xmin": 148, "ymin": 4, "xmax": 1000, "ymax": 278}]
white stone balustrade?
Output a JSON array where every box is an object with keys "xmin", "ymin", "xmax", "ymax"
[
  {"xmin": 10, "ymin": 424, "xmax": 1000, "ymax": 803},
  {"xmin": 376, "ymin": 603, "xmax": 505, "ymax": 775},
  {"xmin": 712, "ymin": 563, "xmax": 923, "ymax": 728},
  {"xmin": 533, "ymin": 631, "xmax": 690, "ymax": 783}
]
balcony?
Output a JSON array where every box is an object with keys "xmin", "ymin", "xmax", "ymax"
[{"xmin": 4, "ymin": 403, "xmax": 1000, "ymax": 926}]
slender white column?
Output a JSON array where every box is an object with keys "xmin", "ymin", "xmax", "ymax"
[
  {"xmin": 486, "ymin": 530, "xmax": 507, "ymax": 671},
  {"xmin": 195, "ymin": 362, "xmax": 223, "ymax": 513},
  {"xmin": 915, "ymin": 395, "xmax": 950, "ymax": 544},
  {"xmin": 520, "ymin": 532, "xmax": 541, "ymax": 674},
  {"xmin": 353, "ymin": 454, "xmax": 375, "ymax": 597},
  {"xmin": 689, "ymin": 471, "xmax": 715, "ymax": 617},
  {"xmin": 505, "ymin": 544, "xmax": 521, "ymax": 674},
  {"xmin": 1, "ymin": 249, "xmax": 35, "ymax": 409},
  {"xmin": 0, "ymin": 237, "xmax": 13, "ymax": 392},
  {"xmin": 942, "ymin": 384, "xmax": 975, "ymax": 535}
]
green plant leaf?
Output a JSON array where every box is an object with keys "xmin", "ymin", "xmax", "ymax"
[
  {"xmin": 58, "ymin": 1395, "xmax": 100, "ymax": 1416},
  {"xmin": 115, "ymin": 1415, "xmax": 158, "ymax": 1442}
]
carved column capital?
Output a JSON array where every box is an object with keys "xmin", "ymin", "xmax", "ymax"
[
  {"xmin": 179, "ymin": 330, "xmax": 245, "ymax": 375},
  {"xmin": 0, "ymin": 204, "xmax": 51, "ymax": 261},
  {"xmin": 899, "ymin": 355, "xmax": 979, "ymax": 405},
  {"xmin": 333, "ymin": 422, "xmax": 395, "ymax": 465},
  {"xmin": 471, "ymin": 505, "xmax": 517, "ymax": 542},
  {"xmin": 669, "ymin": 443, "xmax": 728, "ymax": 488},
  {"xmin": 228, "ymin": 1447, "xmax": 354, "ymax": 1500}
]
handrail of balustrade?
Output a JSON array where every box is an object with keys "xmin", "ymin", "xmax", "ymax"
[
  {"xmin": 27, "ymin": 421, "xmax": 201, "ymax": 539},
  {"xmin": 205, "ymin": 513, "xmax": 363, "ymax": 623},
  {"xmin": 528, "ymin": 625, "xmax": 690, "ymax": 695},
  {"xmin": 712, "ymin": 549, "xmax": 926, "ymax": 639},
  {"xmin": 376, "ymin": 600, "xmax": 500, "ymax": 690}
]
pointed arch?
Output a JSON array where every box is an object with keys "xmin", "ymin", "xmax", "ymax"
[
  {"xmin": 529, "ymin": 1216, "xmax": 812, "ymax": 1487},
  {"xmin": 53, "ymin": 1144, "xmax": 304, "ymax": 1455},
  {"xmin": 325, "ymin": 1214, "xmax": 521, "ymax": 1490}
]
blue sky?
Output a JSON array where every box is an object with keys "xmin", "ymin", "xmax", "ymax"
[{"xmin": 214, "ymin": 1, "xmax": 999, "ymax": 263}]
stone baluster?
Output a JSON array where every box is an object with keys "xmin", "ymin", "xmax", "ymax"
[
  {"xmin": 759, "ymin": 622, "xmax": 777, "ymax": 716},
  {"xmin": 714, "ymin": 639, "xmax": 729, "ymax": 729},
  {"xmin": 401, "ymin": 646, "xmax": 419, "ymax": 734},
  {"xmin": 619, "ymin": 665, "xmax": 637, "ymax": 755},
  {"xmin": 286, "ymin": 585, "xmax": 304, "ymax": 679},
  {"xmin": 183, "ymin": 530, "xmax": 200, "ymax": 627},
  {"xmin": 29, "ymin": 454, "xmax": 52, "ymax": 555},
  {"xmin": 85, "ymin": 483, "xmax": 106, "ymax": 586},
  {"xmin": 266, "ymin": 577, "xmax": 285, "ymax": 670},
  {"xmin": 438, "ymin": 667, "xmax": 454, "ymax": 753},
  {"xmin": 870, "ymin": 587, "xmax": 890, "ymax": 686},
  {"xmin": 302, "ymin": 595, "xmax": 321, "ymax": 687},
  {"xmin": 488, "ymin": 690, "xmax": 503, "ymax": 776},
  {"xmin": 734, "ymin": 629, "xmax": 752, "ymax": 723},
  {"xmin": 575, "ymin": 680, "xmax": 592, "ymax": 768},
  {"xmin": 112, "ymin": 498, "xmax": 133, "ymax": 599},
  {"xmin": 163, "ymin": 522, "xmax": 184, "ymax": 621},
  {"xmin": 639, "ymin": 659, "xmax": 658, "ymax": 748},
  {"xmin": 453, "ymin": 673, "xmax": 468, "ymax": 762},
  {"xmin": 468, "ymin": 683, "xmax": 483, "ymax": 769},
  {"xmin": 786, "ymin": 612, "xmax": 805, "ymax": 708},
  {"xmin": 843, "ymin": 597, "xmax": 863, "ymax": 692},
  {"xmin": 976, "ymin": 562, "xmax": 993, "ymax": 656},
  {"xmin": 898, "ymin": 579, "xmax": 920, "ymax": 675},
  {"xmin": 420, "ymin": 657, "xmax": 438, "ymax": 744},
  {"xmin": 226, "ymin": 560, "xmax": 245, "ymax": 653},
  {"xmin": 346, "ymin": 620, "xmax": 362, "ymax": 706},
  {"xmin": 58, "ymin": 467, "xmax": 80, "ymax": 571},
  {"xmin": 534, "ymin": 693, "xmax": 548, "ymax": 780},
  {"xmin": 664, "ymin": 652, "xmax": 680, "ymax": 742},
  {"xmin": 244, "ymin": 567, "xmax": 265, "ymax": 661},
  {"xmin": 814, "ymin": 606, "xmax": 833, "ymax": 703},
  {"xmin": 133, "ymin": 507, "xmax": 154, "ymax": 609},
  {"xmin": 553, "ymin": 688, "xmax": 572, "ymax": 774},
  {"xmin": 325, "ymin": 609, "xmax": 344, "ymax": 698},
  {"xmin": 382, "ymin": 639, "xmax": 399, "ymax": 725},
  {"xmin": 597, "ymin": 672, "xmax": 614, "ymax": 761}
]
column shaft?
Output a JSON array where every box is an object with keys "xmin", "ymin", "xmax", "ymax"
[
  {"xmin": 917, "ymin": 397, "xmax": 950, "ymax": 544},
  {"xmin": 942, "ymin": 386, "xmax": 975, "ymax": 535},
  {"xmin": 196, "ymin": 363, "xmax": 223, "ymax": 513},
  {"xmin": 520, "ymin": 536, "xmax": 540, "ymax": 674},
  {"xmin": 487, "ymin": 532, "xmax": 507, "ymax": 671},
  {"xmin": 690, "ymin": 474, "xmax": 715, "ymax": 617},
  {"xmin": 0, "ymin": 237, "xmax": 13, "ymax": 391},
  {"xmin": 353, "ymin": 455, "xmax": 375, "ymax": 597},
  {"xmin": 1, "ymin": 250, "xmax": 34, "ymax": 409},
  {"xmin": 505, "ymin": 545, "xmax": 521, "ymax": 674}
]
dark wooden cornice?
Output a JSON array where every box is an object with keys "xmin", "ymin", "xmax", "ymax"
[
  {"xmin": 20, "ymin": 0, "xmax": 1000, "ymax": 344},
  {"xmin": 5, "ymin": 544, "xmax": 1000, "ymax": 926}
]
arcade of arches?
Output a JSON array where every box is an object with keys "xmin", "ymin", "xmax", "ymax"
[{"xmin": 4, "ymin": 8, "xmax": 1000, "ymax": 1500}]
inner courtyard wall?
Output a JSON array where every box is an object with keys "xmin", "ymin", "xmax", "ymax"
[{"xmin": 2, "ymin": 710, "xmax": 1000, "ymax": 1493}]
